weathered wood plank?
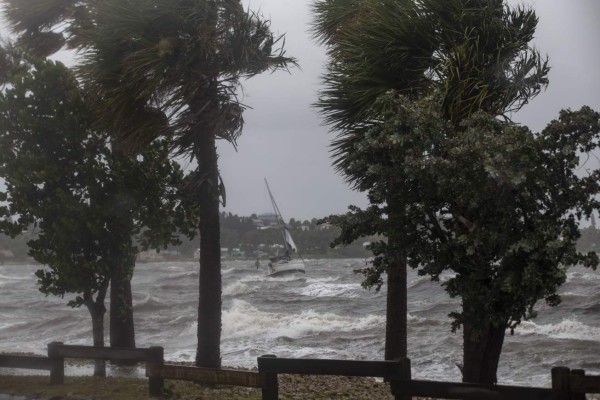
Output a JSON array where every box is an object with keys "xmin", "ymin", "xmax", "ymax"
[
  {"xmin": 47, "ymin": 342, "xmax": 64, "ymax": 385},
  {"xmin": 570, "ymin": 369, "xmax": 586, "ymax": 400},
  {"xmin": 256, "ymin": 356, "xmax": 404, "ymax": 378},
  {"xmin": 400, "ymin": 379, "xmax": 554, "ymax": 400},
  {"xmin": 54, "ymin": 345, "xmax": 152, "ymax": 362},
  {"xmin": 552, "ymin": 366, "xmax": 571, "ymax": 400},
  {"xmin": 391, "ymin": 358, "xmax": 411, "ymax": 400},
  {"xmin": 0, "ymin": 355, "xmax": 54, "ymax": 370},
  {"xmin": 260, "ymin": 354, "xmax": 278, "ymax": 400},
  {"xmin": 149, "ymin": 364, "xmax": 265, "ymax": 388},
  {"xmin": 146, "ymin": 346, "xmax": 164, "ymax": 397},
  {"xmin": 571, "ymin": 374, "xmax": 600, "ymax": 394}
]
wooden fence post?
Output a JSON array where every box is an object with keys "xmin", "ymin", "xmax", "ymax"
[
  {"xmin": 47, "ymin": 342, "xmax": 64, "ymax": 385},
  {"xmin": 390, "ymin": 358, "xmax": 411, "ymax": 400},
  {"xmin": 147, "ymin": 346, "xmax": 164, "ymax": 398},
  {"xmin": 570, "ymin": 369, "xmax": 585, "ymax": 400},
  {"xmin": 258, "ymin": 354, "xmax": 278, "ymax": 400},
  {"xmin": 552, "ymin": 366, "xmax": 571, "ymax": 400}
]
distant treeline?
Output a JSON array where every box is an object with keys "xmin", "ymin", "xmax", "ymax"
[
  {"xmin": 3, "ymin": 215, "xmax": 599, "ymax": 263},
  {"xmin": 576, "ymin": 225, "xmax": 600, "ymax": 253},
  {"xmin": 176, "ymin": 212, "xmax": 374, "ymax": 259},
  {"xmin": 4, "ymin": 214, "xmax": 600, "ymax": 263}
]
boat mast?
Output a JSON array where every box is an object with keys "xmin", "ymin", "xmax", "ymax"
[{"xmin": 265, "ymin": 178, "xmax": 290, "ymax": 254}]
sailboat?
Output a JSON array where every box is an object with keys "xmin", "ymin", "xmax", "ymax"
[{"xmin": 263, "ymin": 179, "xmax": 306, "ymax": 277}]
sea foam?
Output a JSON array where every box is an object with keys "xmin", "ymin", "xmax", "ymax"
[
  {"xmin": 221, "ymin": 299, "xmax": 385, "ymax": 340},
  {"xmin": 290, "ymin": 282, "xmax": 363, "ymax": 298},
  {"xmin": 223, "ymin": 281, "xmax": 255, "ymax": 296},
  {"xmin": 517, "ymin": 319, "xmax": 600, "ymax": 342}
]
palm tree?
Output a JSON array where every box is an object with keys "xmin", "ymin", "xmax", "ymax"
[
  {"xmin": 312, "ymin": 0, "xmax": 548, "ymax": 383},
  {"xmin": 3, "ymin": 0, "xmax": 295, "ymax": 368},
  {"xmin": 313, "ymin": 0, "xmax": 437, "ymax": 367}
]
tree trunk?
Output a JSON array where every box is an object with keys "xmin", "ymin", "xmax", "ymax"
[
  {"xmin": 384, "ymin": 207, "xmax": 408, "ymax": 362},
  {"xmin": 84, "ymin": 289, "xmax": 107, "ymax": 377},
  {"xmin": 384, "ymin": 248, "xmax": 407, "ymax": 361},
  {"xmin": 195, "ymin": 131, "xmax": 222, "ymax": 368},
  {"xmin": 110, "ymin": 260, "xmax": 136, "ymax": 365},
  {"xmin": 108, "ymin": 141, "xmax": 136, "ymax": 355},
  {"xmin": 462, "ymin": 298, "xmax": 507, "ymax": 384}
]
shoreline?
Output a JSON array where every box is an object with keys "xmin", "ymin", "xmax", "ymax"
[
  {"xmin": 0, "ymin": 357, "xmax": 403, "ymax": 399},
  {"xmin": 0, "ymin": 373, "xmax": 403, "ymax": 400}
]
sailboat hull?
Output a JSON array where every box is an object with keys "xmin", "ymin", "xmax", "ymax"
[
  {"xmin": 265, "ymin": 259, "xmax": 306, "ymax": 277},
  {"xmin": 267, "ymin": 267, "xmax": 305, "ymax": 277}
]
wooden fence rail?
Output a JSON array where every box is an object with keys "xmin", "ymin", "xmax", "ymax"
[
  {"xmin": 0, "ymin": 354, "xmax": 56, "ymax": 371},
  {"xmin": 397, "ymin": 378, "xmax": 554, "ymax": 400},
  {"xmin": 147, "ymin": 364, "xmax": 264, "ymax": 388},
  {"xmin": 257, "ymin": 355, "xmax": 410, "ymax": 400},
  {"xmin": 4, "ymin": 344, "xmax": 600, "ymax": 399},
  {"xmin": 45, "ymin": 342, "xmax": 164, "ymax": 391},
  {"xmin": 256, "ymin": 356, "xmax": 600, "ymax": 400}
]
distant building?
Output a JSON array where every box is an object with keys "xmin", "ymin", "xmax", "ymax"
[
  {"xmin": 253, "ymin": 212, "xmax": 279, "ymax": 229},
  {"xmin": 318, "ymin": 222, "xmax": 333, "ymax": 230}
]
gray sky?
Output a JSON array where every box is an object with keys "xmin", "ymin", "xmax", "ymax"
[
  {"xmin": 221, "ymin": 0, "xmax": 600, "ymax": 220},
  {"xmin": 2, "ymin": 1, "xmax": 599, "ymax": 221}
]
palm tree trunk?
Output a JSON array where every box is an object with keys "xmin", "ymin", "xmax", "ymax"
[
  {"xmin": 384, "ymin": 220, "xmax": 407, "ymax": 361},
  {"xmin": 108, "ymin": 141, "xmax": 136, "ymax": 355},
  {"xmin": 384, "ymin": 248, "xmax": 407, "ymax": 361},
  {"xmin": 195, "ymin": 131, "xmax": 222, "ymax": 369}
]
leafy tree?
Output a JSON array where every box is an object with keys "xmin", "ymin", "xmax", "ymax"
[
  {"xmin": 3, "ymin": 0, "xmax": 295, "ymax": 368},
  {"xmin": 0, "ymin": 47, "xmax": 196, "ymax": 375},
  {"xmin": 313, "ymin": 0, "xmax": 551, "ymax": 383},
  {"xmin": 331, "ymin": 93, "xmax": 600, "ymax": 383}
]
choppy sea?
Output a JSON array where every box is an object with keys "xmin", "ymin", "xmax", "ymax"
[{"xmin": 1, "ymin": 259, "xmax": 599, "ymax": 387}]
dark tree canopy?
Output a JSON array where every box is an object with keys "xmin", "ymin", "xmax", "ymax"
[
  {"xmin": 312, "ymin": 0, "xmax": 548, "ymax": 180},
  {"xmin": 332, "ymin": 94, "xmax": 600, "ymax": 323},
  {"xmin": 0, "ymin": 47, "xmax": 197, "ymax": 308},
  {"xmin": 2, "ymin": 0, "xmax": 296, "ymax": 369},
  {"xmin": 313, "ymin": 0, "xmax": 593, "ymax": 384}
]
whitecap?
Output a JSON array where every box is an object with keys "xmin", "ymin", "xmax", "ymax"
[
  {"xmin": 289, "ymin": 282, "xmax": 362, "ymax": 298},
  {"xmin": 133, "ymin": 294, "xmax": 167, "ymax": 311},
  {"xmin": 517, "ymin": 319, "xmax": 600, "ymax": 341},
  {"xmin": 223, "ymin": 281, "xmax": 255, "ymax": 296},
  {"xmin": 221, "ymin": 299, "xmax": 385, "ymax": 340},
  {"xmin": 304, "ymin": 276, "xmax": 340, "ymax": 284},
  {"xmin": 0, "ymin": 273, "xmax": 30, "ymax": 281}
]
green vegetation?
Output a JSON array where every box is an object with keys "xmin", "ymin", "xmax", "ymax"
[
  {"xmin": 313, "ymin": 0, "xmax": 600, "ymax": 385},
  {"xmin": 0, "ymin": 48, "xmax": 198, "ymax": 375},
  {"xmin": 164, "ymin": 212, "xmax": 374, "ymax": 259},
  {"xmin": 0, "ymin": 0, "xmax": 598, "ymax": 392},
  {"xmin": 3, "ymin": 0, "xmax": 295, "ymax": 369}
]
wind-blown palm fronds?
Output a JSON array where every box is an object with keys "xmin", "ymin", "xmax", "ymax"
[{"xmin": 312, "ymin": 0, "xmax": 548, "ymax": 184}]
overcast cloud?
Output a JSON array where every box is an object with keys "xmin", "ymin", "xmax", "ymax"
[
  {"xmin": 219, "ymin": 0, "xmax": 600, "ymax": 220},
  {"xmin": 2, "ymin": 1, "xmax": 599, "ymax": 221}
]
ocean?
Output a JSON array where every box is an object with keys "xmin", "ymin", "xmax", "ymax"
[{"xmin": 1, "ymin": 259, "xmax": 599, "ymax": 387}]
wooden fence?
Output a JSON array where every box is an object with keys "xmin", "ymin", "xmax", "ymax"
[
  {"xmin": 0, "ymin": 353, "xmax": 57, "ymax": 373},
  {"xmin": 256, "ymin": 356, "xmax": 600, "ymax": 400},
  {"xmin": 0, "ymin": 343, "xmax": 263, "ymax": 397},
  {"xmin": 2, "ymin": 344, "xmax": 600, "ymax": 399},
  {"xmin": 257, "ymin": 355, "xmax": 409, "ymax": 400}
]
